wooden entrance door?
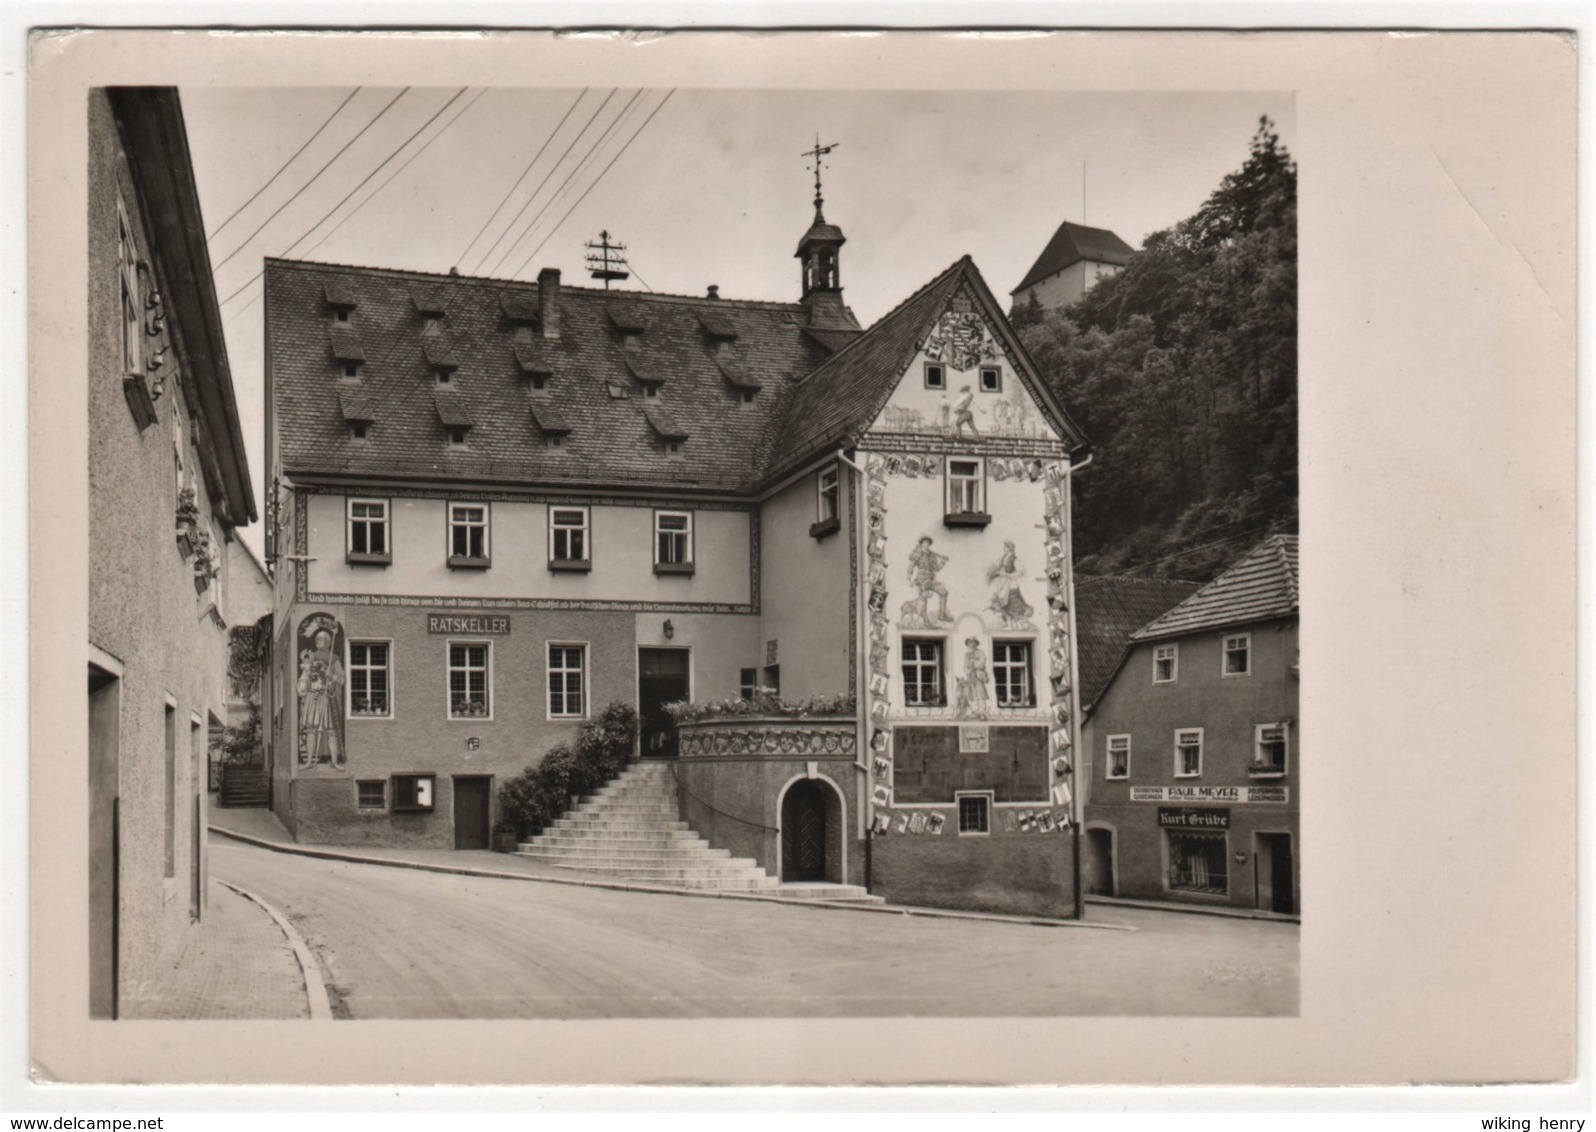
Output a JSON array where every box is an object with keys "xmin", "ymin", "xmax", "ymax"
[
  {"xmin": 782, "ymin": 780, "xmax": 829, "ymax": 882},
  {"xmin": 638, "ymin": 648, "xmax": 690, "ymax": 759},
  {"xmin": 1085, "ymin": 828, "xmax": 1115, "ymax": 896},
  {"xmin": 1254, "ymin": 832, "xmax": 1295, "ymax": 914},
  {"xmin": 453, "ymin": 776, "xmax": 491, "ymax": 850},
  {"xmin": 88, "ymin": 665, "xmax": 120, "ymax": 1019}
]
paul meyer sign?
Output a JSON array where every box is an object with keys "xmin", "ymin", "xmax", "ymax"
[
  {"xmin": 427, "ymin": 614, "xmax": 512, "ymax": 635},
  {"xmin": 1130, "ymin": 785, "xmax": 1289, "ymax": 804}
]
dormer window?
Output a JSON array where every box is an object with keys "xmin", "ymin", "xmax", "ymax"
[
  {"xmin": 413, "ymin": 290, "xmax": 447, "ymax": 335},
  {"xmin": 424, "ymin": 316, "xmax": 442, "ymax": 336},
  {"xmin": 530, "ymin": 372, "xmax": 549, "ymax": 391},
  {"xmin": 350, "ymin": 422, "xmax": 369, "ymax": 440},
  {"xmin": 449, "ymin": 427, "xmax": 469, "ymax": 447},
  {"xmin": 436, "ymin": 370, "xmax": 453, "ymax": 385},
  {"xmin": 741, "ymin": 390, "xmax": 755, "ymax": 404},
  {"xmin": 324, "ymin": 283, "xmax": 358, "ymax": 324},
  {"xmin": 644, "ymin": 386, "xmax": 659, "ymax": 399},
  {"xmin": 342, "ymin": 362, "xmax": 360, "ymax": 380},
  {"xmin": 335, "ymin": 308, "xmax": 351, "ymax": 324},
  {"xmin": 424, "ymin": 340, "xmax": 458, "ymax": 385}
]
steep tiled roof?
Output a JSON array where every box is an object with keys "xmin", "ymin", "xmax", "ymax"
[
  {"xmin": 328, "ymin": 326, "xmax": 365, "ymax": 362},
  {"xmin": 422, "ymin": 339, "xmax": 459, "ymax": 369},
  {"xmin": 527, "ymin": 398, "xmax": 573, "ymax": 435},
  {"xmin": 432, "ymin": 391, "xmax": 474, "ymax": 429},
  {"xmin": 642, "ymin": 404, "xmax": 690, "ymax": 441},
  {"xmin": 1075, "ymin": 575, "xmax": 1204, "ymax": 710},
  {"xmin": 337, "ymin": 388, "xmax": 378, "ymax": 423},
  {"xmin": 1012, "ymin": 220, "xmax": 1136, "ymax": 294},
  {"xmin": 267, "ymin": 258, "xmax": 830, "ymax": 492},
  {"xmin": 1131, "ymin": 536, "xmax": 1300, "ymax": 642}
]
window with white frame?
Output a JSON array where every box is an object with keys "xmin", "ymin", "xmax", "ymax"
[
  {"xmin": 1106, "ymin": 734, "xmax": 1131, "ymax": 779},
  {"xmin": 347, "ymin": 498, "xmax": 390, "ymax": 560},
  {"xmin": 1253, "ymin": 723, "xmax": 1289, "ymax": 775},
  {"xmin": 348, "ymin": 641, "xmax": 391, "ymax": 717},
  {"xmin": 817, "ymin": 464, "xmax": 840, "ymax": 524},
  {"xmin": 1174, "ymin": 728, "xmax": 1203, "ymax": 778},
  {"xmin": 946, "ymin": 459, "xmax": 984, "ymax": 515},
  {"xmin": 549, "ymin": 507, "xmax": 590, "ymax": 565},
  {"xmin": 1223, "ymin": 633, "xmax": 1251, "ymax": 677},
  {"xmin": 956, "ymin": 793, "xmax": 991, "ymax": 834},
  {"xmin": 547, "ymin": 644, "xmax": 586, "ymax": 719},
  {"xmin": 901, "ymin": 639, "xmax": 945, "ymax": 707},
  {"xmin": 448, "ymin": 643, "xmax": 490, "ymax": 718},
  {"xmin": 992, "ymin": 641, "xmax": 1033, "ymax": 707},
  {"xmin": 448, "ymin": 503, "xmax": 489, "ymax": 563},
  {"xmin": 655, "ymin": 511, "xmax": 693, "ymax": 567},
  {"xmin": 1153, "ymin": 644, "xmax": 1178, "ymax": 684}
]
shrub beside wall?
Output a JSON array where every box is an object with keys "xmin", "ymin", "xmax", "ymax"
[{"xmin": 496, "ymin": 702, "xmax": 639, "ymax": 840}]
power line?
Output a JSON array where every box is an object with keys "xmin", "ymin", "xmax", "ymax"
[
  {"xmin": 454, "ymin": 89, "xmax": 587, "ymax": 270},
  {"xmin": 218, "ymin": 88, "xmax": 465, "ymax": 308},
  {"xmin": 472, "ymin": 88, "xmax": 619, "ymax": 277},
  {"xmin": 626, "ymin": 262, "xmax": 655, "ymax": 293},
  {"xmin": 281, "ymin": 87, "xmax": 470, "ymax": 259},
  {"xmin": 212, "ymin": 87, "xmax": 410, "ymax": 274},
  {"xmin": 300, "ymin": 87, "xmax": 491, "ymax": 263},
  {"xmin": 512, "ymin": 89, "xmax": 676, "ymax": 279},
  {"xmin": 206, "ymin": 88, "xmax": 362, "ymax": 242},
  {"xmin": 489, "ymin": 89, "xmax": 645, "ymax": 279}
]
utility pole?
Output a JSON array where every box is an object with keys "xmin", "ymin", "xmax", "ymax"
[{"xmin": 584, "ymin": 229, "xmax": 630, "ymax": 289}]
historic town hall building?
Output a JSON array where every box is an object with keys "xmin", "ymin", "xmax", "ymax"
[{"xmin": 262, "ymin": 190, "xmax": 1092, "ymax": 915}]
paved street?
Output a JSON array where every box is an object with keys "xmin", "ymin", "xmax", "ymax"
[{"xmin": 209, "ymin": 836, "xmax": 1297, "ymax": 1018}]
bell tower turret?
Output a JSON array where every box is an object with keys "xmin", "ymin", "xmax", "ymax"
[{"xmin": 795, "ymin": 136, "xmax": 860, "ymax": 335}]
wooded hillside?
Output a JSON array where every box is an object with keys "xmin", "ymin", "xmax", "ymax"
[{"xmin": 1015, "ymin": 118, "xmax": 1297, "ymax": 582}]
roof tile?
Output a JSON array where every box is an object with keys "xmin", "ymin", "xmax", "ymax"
[{"xmin": 1130, "ymin": 536, "xmax": 1300, "ymax": 641}]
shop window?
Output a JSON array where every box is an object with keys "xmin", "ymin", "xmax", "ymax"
[
  {"xmin": 811, "ymin": 464, "xmax": 841, "ymax": 539},
  {"xmin": 1223, "ymin": 633, "xmax": 1251, "ymax": 677},
  {"xmin": 944, "ymin": 459, "xmax": 989, "ymax": 527},
  {"xmin": 357, "ymin": 780, "xmax": 386, "ymax": 809},
  {"xmin": 549, "ymin": 507, "xmax": 590, "ymax": 571},
  {"xmin": 1167, "ymin": 830, "xmax": 1228, "ymax": 895},
  {"xmin": 992, "ymin": 641, "xmax": 1034, "ymax": 707},
  {"xmin": 924, "ymin": 362, "xmax": 946, "ymax": 390},
  {"xmin": 448, "ymin": 643, "xmax": 490, "ymax": 718},
  {"xmin": 979, "ymin": 365, "xmax": 1002, "ymax": 393},
  {"xmin": 1106, "ymin": 734, "xmax": 1131, "ymax": 780},
  {"xmin": 1253, "ymin": 723, "xmax": 1289, "ymax": 776},
  {"xmin": 347, "ymin": 498, "xmax": 391, "ymax": 565},
  {"xmin": 1174, "ymin": 728, "xmax": 1203, "ymax": 778},
  {"xmin": 392, "ymin": 773, "xmax": 435, "ymax": 812},
  {"xmin": 901, "ymin": 639, "xmax": 945, "ymax": 707},
  {"xmin": 548, "ymin": 644, "xmax": 587, "ymax": 719},
  {"xmin": 739, "ymin": 668, "xmax": 758, "ymax": 700},
  {"xmin": 653, "ymin": 511, "xmax": 694, "ymax": 575},
  {"xmin": 956, "ymin": 793, "xmax": 991, "ymax": 835},
  {"xmin": 448, "ymin": 503, "xmax": 490, "ymax": 568},
  {"xmin": 348, "ymin": 641, "xmax": 391, "ymax": 717},
  {"xmin": 1153, "ymin": 644, "xmax": 1177, "ymax": 684}
]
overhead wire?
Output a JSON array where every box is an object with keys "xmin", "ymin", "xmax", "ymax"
[
  {"xmin": 512, "ymin": 89, "xmax": 677, "ymax": 279},
  {"xmin": 212, "ymin": 87, "xmax": 410, "ymax": 274},
  {"xmin": 454, "ymin": 89, "xmax": 588, "ymax": 270},
  {"xmin": 489, "ymin": 89, "xmax": 647, "ymax": 279},
  {"xmin": 219, "ymin": 88, "xmax": 467, "ymax": 308},
  {"xmin": 206, "ymin": 88, "xmax": 362, "ymax": 242},
  {"xmin": 299, "ymin": 87, "xmax": 487, "ymax": 262},
  {"xmin": 471, "ymin": 88, "xmax": 619, "ymax": 277}
]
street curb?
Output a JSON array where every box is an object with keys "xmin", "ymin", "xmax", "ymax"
[
  {"xmin": 1085, "ymin": 894, "xmax": 1301, "ymax": 925},
  {"xmin": 210, "ymin": 825, "xmax": 1130, "ymax": 932},
  {"xmin": 215, "ymin": 877, "xmax": 335, "ymax": 1020}
]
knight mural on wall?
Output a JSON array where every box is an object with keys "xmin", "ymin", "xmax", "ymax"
[{"xmin": 296, "ymin": 611, "xmax": 346, "ymax": 772}]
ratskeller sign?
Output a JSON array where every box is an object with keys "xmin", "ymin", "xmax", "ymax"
[{"xmin": 427, "ymin": 613, "xmax": 512, "ymax": 635}]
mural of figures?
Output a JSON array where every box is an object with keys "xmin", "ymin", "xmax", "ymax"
[
  {"xmin": 986, "ymin": 540, "xmax": 1036, "ymax": 630},
  {"xmin": 901, "ymin": 536, "xmax": 954, "ymax": 628},
  {"xmin": 956, "ymin": 637, "xmax": 991, "ymax": 719},
  {"xmin": 951, "ymin": 386, "xmax": 979, "ymax": 438},
  {"xmin": 296, "ymin": 611, "xmax": 346, "ymax": 772}
]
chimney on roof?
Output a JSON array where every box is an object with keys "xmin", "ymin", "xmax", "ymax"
[
  {"xmin": 706, "ymin": 284, "xmax": 720, "ymax": 300},
  {"xmin": 448, "ymin": 266, "xmax": 460, "ymax": 276},
  {"xmin": 537, "ymin": 267, "xmax": 562, "ymax": 340}
]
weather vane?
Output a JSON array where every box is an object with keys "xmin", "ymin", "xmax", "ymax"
[{"xmin": 802, "ymin": 135, "xmax": 839, "ymax": 217}]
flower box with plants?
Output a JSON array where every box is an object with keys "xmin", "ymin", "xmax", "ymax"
[
  {"xmin": 662, "ymin": 689, "xmax": 856, "ymax": 726},
  {"xmin": 191, "ymin": 530, "xmax": 219, "ymax": 592},
  {"xmin": 494, "ymin": 702, "xmax": 639, "ymax": 848},
  {"xmin": 175, "ymin": 487, "xmax": 200, "ymax": 557}
]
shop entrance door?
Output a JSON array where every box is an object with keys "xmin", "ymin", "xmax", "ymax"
[
  {"xmin": 1085, "ymin": 828, "xmax": 1115, "ymax": 895},
  {"xmin": 638, "ymin": 648, "xmax": 690, "ymax": 759},
  {"xmin": 1254, "ymin": 832, "xmax": 1295, "ymax": 914},
  {"xmin": 453, "ymin": 776, "xmax": 492, "ymax": 850}
]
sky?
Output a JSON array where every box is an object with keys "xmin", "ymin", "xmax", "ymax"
[{"xmin": 179, "ymin": 86, "xmax": 1294, "ymax": 555}]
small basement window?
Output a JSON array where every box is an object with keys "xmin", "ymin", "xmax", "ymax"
[
  {"xmin": 357, "ymin": 780, "xmax": 386, "ymax": 809},
  {"xmin": 391, "ymin": 773, "xmax": 435, "ymax": 812},
  {"xmin": 956, "ymin": 793, "xmax": 991, "ymax": 835}
]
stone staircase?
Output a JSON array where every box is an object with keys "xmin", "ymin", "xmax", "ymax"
[
  {"xmin": 218, "ymin": 764, "xmax": 270, "ymax": 809},
  {"xmin": 516, "ymin": 762, "xmax": 882, "ymax": 904}
]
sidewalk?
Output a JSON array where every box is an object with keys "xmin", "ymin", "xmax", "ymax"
[
  {"xmin": 1086, "ymin": 893, "xmax": 1301, "ymax": 924},
  {"xmin": 119, "ymin": 877, "xmax": 312, "ymax": 1020},
  {"xmin": 209, "ymin": 807, "xmax": 1130, "ymax": 931}
]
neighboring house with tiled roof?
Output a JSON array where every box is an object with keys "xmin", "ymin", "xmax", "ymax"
[
  {"xmin": 1082, "ymin": 535, "xmax": 1300, "ymax": 916},
  {"xmin": 1010, "ymin": 218, "xmax": 1136, "ymax": 313},
  {"xmin": 262, "ymin": 190, "xmax": 1094, "ymax": 920},
  {"xmin": 1075, "ymin": 575, "xmax": 1204, "ymax": 713}
]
